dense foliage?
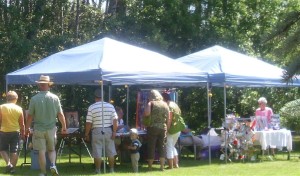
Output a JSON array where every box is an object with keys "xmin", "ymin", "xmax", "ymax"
[{"xmin": 1, "ymin": 0, "xmax": 300, "ymax": 132}]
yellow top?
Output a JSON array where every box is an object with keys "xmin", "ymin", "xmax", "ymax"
[{"xmin": 0, "ymin": 103, "xmax": 23, "ymax": 132}]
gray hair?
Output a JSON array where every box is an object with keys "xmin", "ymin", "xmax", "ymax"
[
  {"xmin": 258, "ymin": 97, "xmax": 267, "ymax": 104},
  {"xmin": 149, "ymin": 89, "xmax": 163, "ymax": 101},
  {"xmin": 6, "ymin": 91, "xmax": 18, "ymax": 101}
]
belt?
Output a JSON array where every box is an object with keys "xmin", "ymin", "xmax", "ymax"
[{"xmin": 93, "ymin": 126, "xmax": 112, "ymax": 129}]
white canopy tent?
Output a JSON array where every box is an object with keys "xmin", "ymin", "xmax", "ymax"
[{"xmin": 177, "ymin": 45, "xmax": 300, "ymax": 164}]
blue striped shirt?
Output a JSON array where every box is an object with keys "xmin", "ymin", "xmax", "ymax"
[{"xmin": 86, "ymin": 101, "xmax": 117, "ymax": 128}]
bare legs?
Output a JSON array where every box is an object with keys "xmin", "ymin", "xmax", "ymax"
[
  {"xmin": 174, "ymin": 155, "xmax": 179, "ymax": 168},
  {"xmin": 147, "ymin": 159, "xmax": 154, "ymax": 170},
  {"xmin": 38, "ymin": 150, "xmax": 47, "ymax": 174},
  {"xmin": 94, "ymin": 156, "xmax": 115, "ymax": 173},
  {"xmin": 167, "ymin": 155, "xmax": 179, "ymax": 169},
  {"xmin": 0, "ymin": 151, "xmax": 18, "ymax": 167}
]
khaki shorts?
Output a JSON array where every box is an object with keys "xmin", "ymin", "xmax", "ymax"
[
  {"xmin": 32, "ymin": 127, "xmax": 57, "ymax": 151},
  {"xmin": 92, "ymin": 127, "xmax": 117, "ymax": 158}
]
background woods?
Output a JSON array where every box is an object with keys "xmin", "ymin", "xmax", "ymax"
[{"xmin": 1, "ymin": 0, "xmax": 300, "ymax": 132}]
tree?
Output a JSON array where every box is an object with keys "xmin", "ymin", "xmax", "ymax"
[{"xmin": 261, "ymin": 1, "xmax": 300, "ymax": 82}]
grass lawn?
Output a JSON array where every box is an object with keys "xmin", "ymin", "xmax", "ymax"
[{"xmin": 1, "ymin": 136, "xmax": 300, "ymax": 176}]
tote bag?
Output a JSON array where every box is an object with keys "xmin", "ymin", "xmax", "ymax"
[{"xmin": 169, "ymin": 113, "xmax": 186, "ymax": 134}]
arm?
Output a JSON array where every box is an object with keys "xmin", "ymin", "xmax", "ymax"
[
  {"xmin": 85, "ymin": 122, "xmax": 92, "ymax": 141},
  {"xmin": 25, "ymin": 114, "xmax": 33, "ymax": 136},
  {"xmin": 18, "ymin": 112, "xmax": 25, "ymax": 140},
  {"xmin": 0, "ymin": 107, "xmax": 2, "ymax": 128},
  {"xmin": 58, "ymin": 111, "xmax": 67, "ymax": 134},
  {"xmin": 111, "ymin": 118, "xmax": 117, "ymax": 139},
  {"xmin": 167, "ymin": 111, "xmax": 172, "ymax": 131},
  {"xmin": 143, "ymin": 101, "xmax": 152, "ymax": 116},
  {"xmin": 128, "ymin": 145, "xmax": 137, "ymax": 150}
]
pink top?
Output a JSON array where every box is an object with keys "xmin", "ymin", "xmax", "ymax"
[
  {"xmin": 251, "ymin": 107, "xmax": 273, "ymax": 130},
  {"xmin": 255, "ymin": 107, "xmax": 273, "ymax": 123}
]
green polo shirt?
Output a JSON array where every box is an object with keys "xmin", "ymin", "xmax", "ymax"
[{"xmin": 28, "ymin": 91, "xmax": 63, "ymax": 131}]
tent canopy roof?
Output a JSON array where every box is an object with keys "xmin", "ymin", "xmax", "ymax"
[
  {"xmin": 177, "ymin": 45, "xmax": 299, "ymax": 87},
  {"xmin": 6, "ymin": 37, "xmax": 207, "ymax": 86}
]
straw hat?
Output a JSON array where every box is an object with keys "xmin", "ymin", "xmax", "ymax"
[{"xmin": 35, "ymin": 75, "xmax": 53, "ymax": 85}]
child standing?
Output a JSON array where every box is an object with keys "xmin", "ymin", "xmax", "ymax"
[{"xmin": 127, "ymin": 128, "xmax": 142, "ymax": 173}]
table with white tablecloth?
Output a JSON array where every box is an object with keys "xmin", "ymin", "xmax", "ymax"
[{"xmin": 253, "ymin": 129, "xmax": 292, "ymax": 151}]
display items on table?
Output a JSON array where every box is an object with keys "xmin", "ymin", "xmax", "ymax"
[
  {"xmin": 270, "ymin": 114, "xmax": 280, "ymax": 130},
  {"xmin": 220, "ymin": 115, "xmax": 257, "ymax": 162}
]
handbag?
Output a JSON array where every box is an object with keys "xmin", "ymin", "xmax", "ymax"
[
  {"xmin": 142, "ymin": 102, "xmax": 153, "ymax": 127},
  {"xmin": 142, "ymin": 115, "xmax": 152, "ymax": 127},
  {"xmin": 168, "ymin": 113, "xmax": 186, "ymax": 134}
]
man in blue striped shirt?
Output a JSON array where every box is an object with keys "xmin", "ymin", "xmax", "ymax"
[{"xmin": 84, "ymin": 89, "xmax": 118, "ymax": 174}]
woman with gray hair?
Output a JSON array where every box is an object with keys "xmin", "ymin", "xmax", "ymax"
[
  {"xmin": 143, "ymin": 90, "xmax": 170, "ymax": 171},
  {"xmin": 253, "ymin": 97, "xmax": 275, "ymax": 156}
]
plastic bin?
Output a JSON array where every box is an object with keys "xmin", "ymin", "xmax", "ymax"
[{"xmin": 30, "ymin": 150, "xmax": 51, "ymax": 170}]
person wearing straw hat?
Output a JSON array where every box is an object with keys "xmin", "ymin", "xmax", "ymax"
[
  {"xmin": 84, "ymin": 89, "xmax": 118, "ymax": 174},
  {"xmin": 25, "ymin": 75, "xmax": 67, "ymax": 176},
  {"xmin": 0, "ymin": 91, "xmax": 25, "ymax": 174}
]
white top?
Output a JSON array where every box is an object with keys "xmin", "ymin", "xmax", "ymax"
[{"xmin": 86, "ymin": 101, "xmax": 117, "ymax": 128}]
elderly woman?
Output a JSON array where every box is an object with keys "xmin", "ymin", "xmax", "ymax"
[
  {"xmin": 252, "ymin": 97, "xmax": 275, "ymax": 156},
  {"xmin": 251, "ymin": 97, "xmax": 274, "ymax": 131},
  {"xmin": 143, "ymin": 90, "xmax": 170, "ymax": 171}
]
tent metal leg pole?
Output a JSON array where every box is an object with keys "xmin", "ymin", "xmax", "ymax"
[
  {"xmin": 224, "ymin": 84, "xmax": 227, "ymax": 164},
  {"xmin": 126, "ymin": 85, "xmax": 129, "ymax": 126},
  {"xmin": 207, "ymin": 82, "xmax": 212, "ymax": 165},
  {"xmin": 100, "ymin": 81, "xmax": 106, "ymax": 174}
]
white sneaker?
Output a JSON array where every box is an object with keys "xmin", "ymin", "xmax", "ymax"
[{"xmin": 50, "ymin": 165, "xmax": 59, "ymax": 176}]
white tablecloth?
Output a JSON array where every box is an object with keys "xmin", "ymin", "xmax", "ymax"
[
  {"xmin": 253, "ymin": 129, "xmax": 292, "ymax": 151},
  {"xmin": 116, "ymin": 130, "xmax": 147, "ymax": 137}
]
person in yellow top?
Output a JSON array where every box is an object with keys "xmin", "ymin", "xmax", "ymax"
[{"xmin": 0, "ymin": 91, "xmax": 25, "ymax": 174}]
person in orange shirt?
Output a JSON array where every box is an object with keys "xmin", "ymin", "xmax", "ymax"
[{"xmin": 0, "ymin": 91, "xmax": 25, "ymax": 174}]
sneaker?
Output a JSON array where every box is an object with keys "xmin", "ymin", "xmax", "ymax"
[
  {"xmin": 95, "ymin": 169, "xmax": 101, "ymax": 174},
  {"xmin": 10, "ymin": 167, "xmax": 16, "ymax": 174},
  {"xmin": 4, "ymin": 164, "xmax": 13, "ymax": 174},
  {"xmin": 50, "ymin": 165, "xmax": 59, "ymax": 176}
]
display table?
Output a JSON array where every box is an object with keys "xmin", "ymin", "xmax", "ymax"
[
  {"xmin": 253, "ymin": 129, "xmax": 292, "ymax": 151},
  {"xmin": 57, "ymin": 132, "xmax": 93, "ymax": 164}
]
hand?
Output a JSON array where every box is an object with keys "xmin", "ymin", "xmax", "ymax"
[
  {"xmin": 85, "ymin": 135, "xmax": 90, "ymax": 142},
  {"xmin": 61, "ymin": 129, "xmax": 67, "ymax": 135},
  {"xmin": 111, "ymin": 131, "xmax": 116, "ymax": 140},
  {"xmin": 21, "ymin": 134, "xmax": 26, "ymax": 141},
  {"xmin": 25, "ymin": 128, "xmax": 31, "ymax": 137}
]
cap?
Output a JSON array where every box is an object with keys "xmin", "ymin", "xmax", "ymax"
[
  {"xmin": 130, "ymin": 128, "xmax": 138, "ymax": 135},
  {"xmin": 94, "ymin": 89, "xmax": 102, "ymax": 98}
]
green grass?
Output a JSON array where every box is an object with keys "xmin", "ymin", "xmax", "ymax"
[{"xmin": 1, "ymin": 136, "xmax": 300, "ymax": 176}]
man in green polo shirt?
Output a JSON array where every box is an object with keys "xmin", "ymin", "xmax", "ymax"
[{"xmin": 25, "ymin": 75, "xmax": 67, "ymax": 176}]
